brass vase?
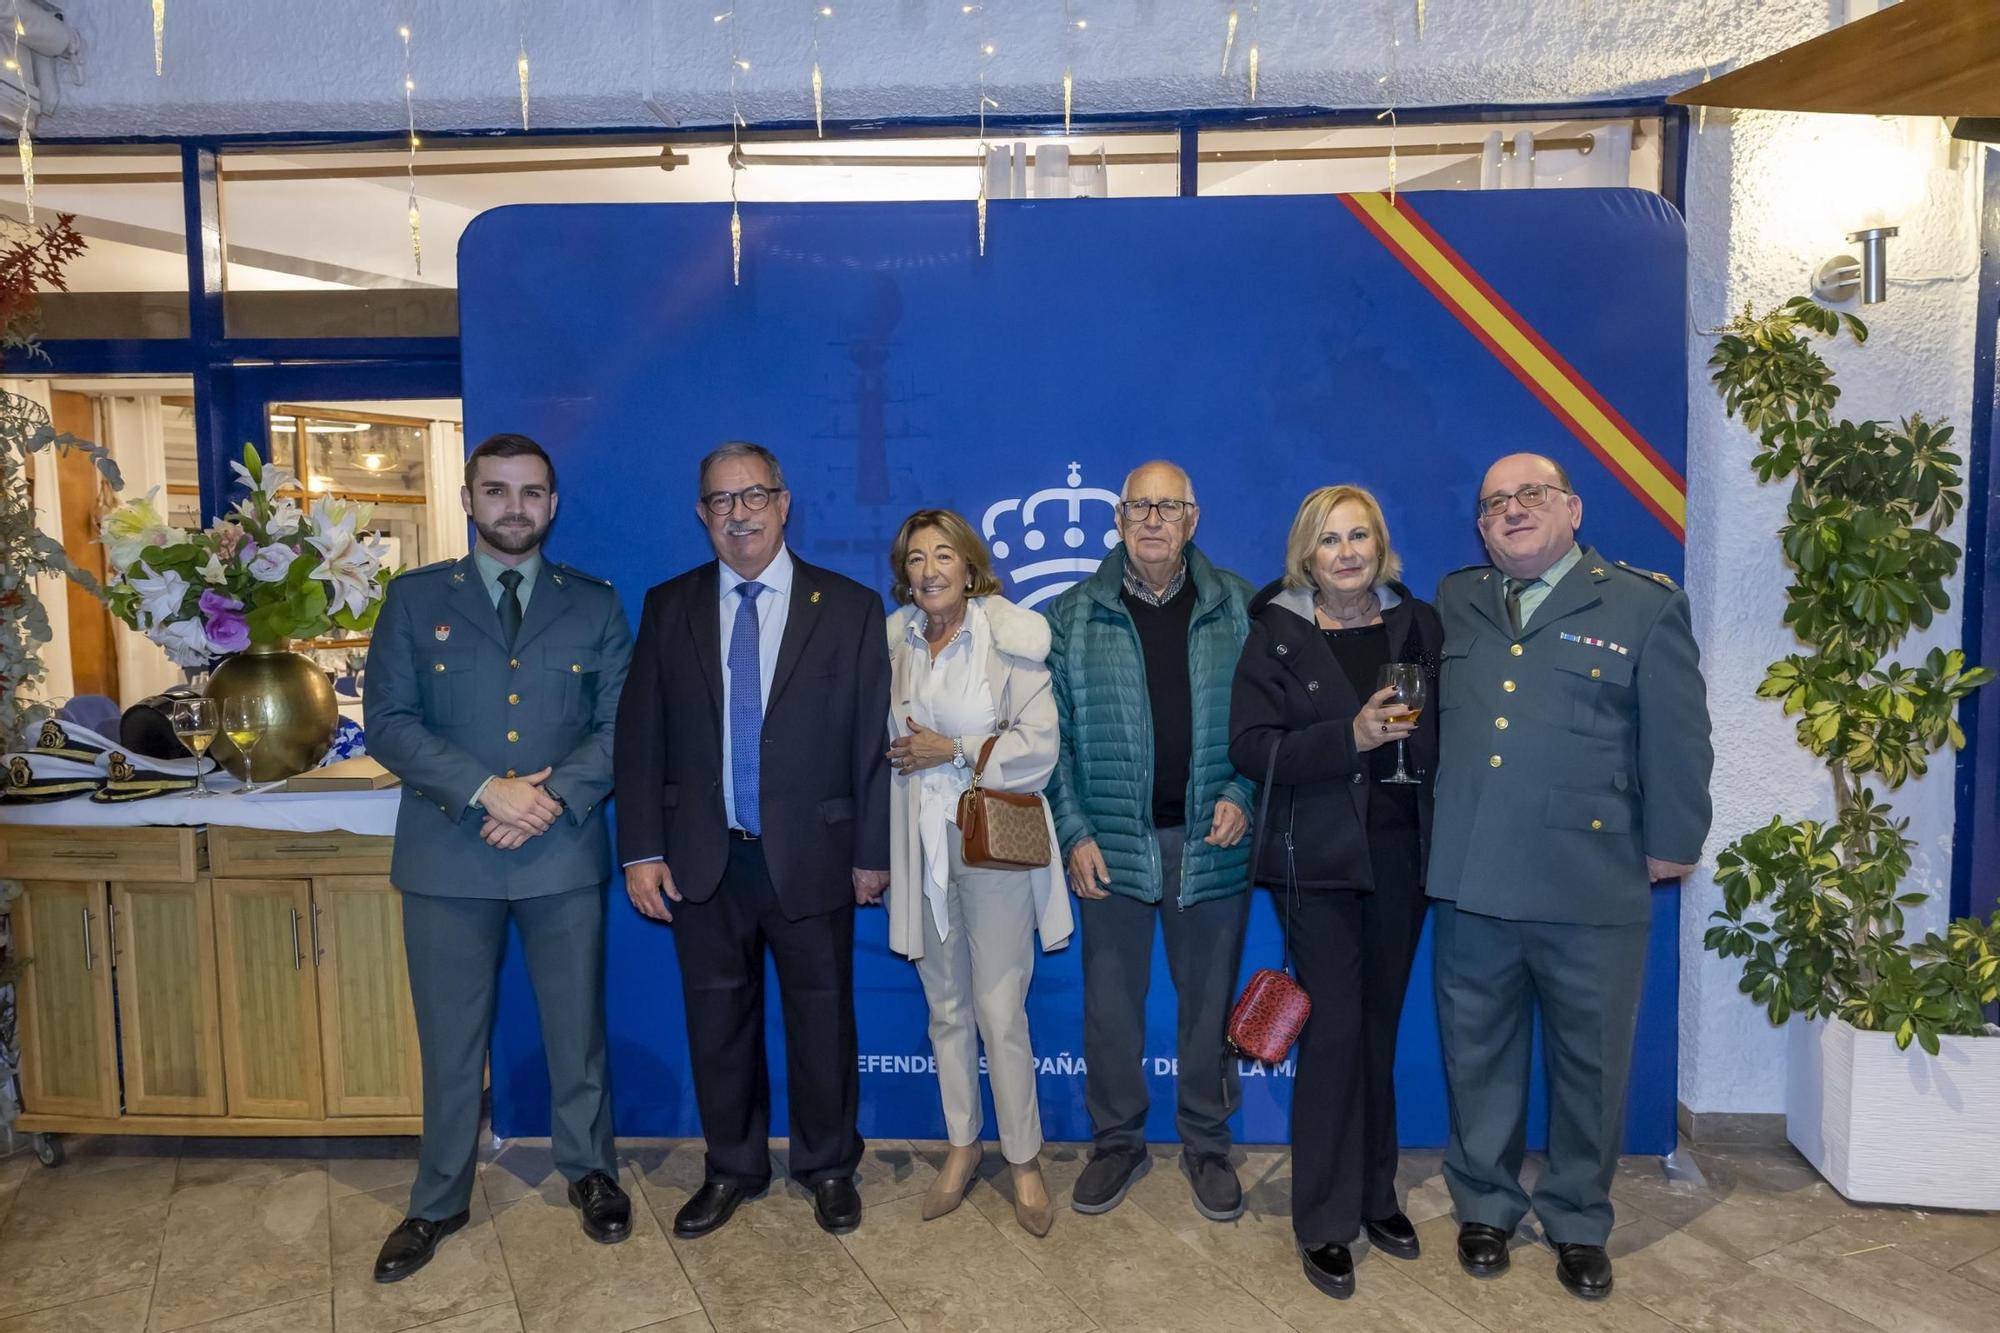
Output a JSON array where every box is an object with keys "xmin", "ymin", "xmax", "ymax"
[{"xmin": 205, "ymin": 642, "xmax": 339, "ymax": 781}]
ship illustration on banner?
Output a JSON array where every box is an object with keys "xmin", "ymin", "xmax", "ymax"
[{"xmin": 981, "ymin": 462, "xmax": 1121, "ymax": 609}]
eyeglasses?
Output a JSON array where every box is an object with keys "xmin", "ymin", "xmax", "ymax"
[
  {"xmin": 701, "ymin": 485, "xmax": 786, "ymax": 516},
  {"xmin": 1120, "ymin": 499, "xmax": 1194, "ymax": 523},
  {"xmin": 1476, "ymin": 482, "xmax": 1570, "ymax": 518}
]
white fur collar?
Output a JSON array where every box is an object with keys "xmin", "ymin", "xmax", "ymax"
[{"xmin": 887, "ymin": 594, "xmax": 1050, "ymax": 663}]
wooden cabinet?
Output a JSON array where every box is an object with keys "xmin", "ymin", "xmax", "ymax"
[
  {"xmin": 1, "ymin": 823, "xmax": 419, "ymax": 1140},
  {"xmin": 213, "ymin": 877, "xmax": 326, "ymax": 1120},
  {"xmin": 12, "ymin": 881, "xmax": 120, "ymax": 1119},
  {"xmin": 110, "ymin": 880, "xmax": 227, "ymax": 1115},
  {"xmin": 313, "ymin": 876, "xmax": 423, "ymax": 1117}
]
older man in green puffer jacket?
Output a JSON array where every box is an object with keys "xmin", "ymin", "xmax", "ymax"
[{"xmin": 1044, "ymin": 460, "xmax": 1257, "ymax": 1224}]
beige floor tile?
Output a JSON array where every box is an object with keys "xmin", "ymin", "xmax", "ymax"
[
  {"xmin": 840, "ymin": 1190, "xmax": 1094, "ymax": 1333},
  {"xmin": 1609, "ymin": 1214, "xmax": 1879, "ymax": 1332},
  {"xmin": 960, "ymin": 1149, "xmax": 1288, "ymax": 1333},
  {"xmin": 488, "ymin": 1163, "xmax": 700, "ymax": 1333},
  {"xmin": 330, "ymin": 1185, "xmax": 512, "ymax": 1333},
  {"xmin": 0, "ymin": 1286, "xmax": 152, "ymax": 1333},
  {"xmin": 177, "ymin": 1295, "xmax": 333, "ymax": 1332},
  {"xmin": 1752, "ymin": 1222, "xmax": 2000, "ymax": 1333},
  {"xmin": 1953, "ymin": 1243, "xmax": 2000, "ymax": 1295},
  {"xmin": 1671, "ymin": 1163, "xmax": 1854, "ymax": 1262},
  {"xmin": 149, "ymin": 1159, "xmax": 331, "ymax": 1332},
  {"xmin": 1822, "ymin": 1201, "xmax": 2000, "ymax": 1271},
  {"xmin": 328, "ymin": 1151, "xmax": 423, "ymax": 1202},
  {"xmin": 795, "ymin": 1139, "xmax": 938, "ymax": 1209},
  {"xmin": 398, "ymin": 1306, "xmax": 522, "ymax": 1333},
  {"xmin": 628, "ymin": 1315, "xmax": 712, "ymax": 1333},
  {"xmin": 0, "ymin": 1184, "xmax": 170, "ymax": 1312},
  {"xmin": 1399, "ymin": 1215, "xmax": 1681, "ymax": 1333},
  {"xmin": 478, "ymin": 1141, "xmax": 561, "ymax": 1210},
  {"xmin": 654, "ymin": 1189, "xmax": 892, "ymax": 1333}
]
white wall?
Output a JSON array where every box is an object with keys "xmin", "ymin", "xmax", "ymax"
[{"xmin": 39, "ymin": 0, "xmax": 1988, "ymax": 1116}]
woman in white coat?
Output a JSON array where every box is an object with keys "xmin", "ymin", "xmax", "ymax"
[{"xmin": 885, "ymin": 508, "xmax": 1072, "ymax": 1237}]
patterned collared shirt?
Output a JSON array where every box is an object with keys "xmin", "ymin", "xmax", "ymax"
[{"xmin": 1122, "ymin": 558, "xmax": 1189, "ymax": 607}]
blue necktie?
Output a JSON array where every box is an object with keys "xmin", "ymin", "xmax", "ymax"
[{"xmin": 729, "ymin": 581, "xmax": 766, "ymax": 835}]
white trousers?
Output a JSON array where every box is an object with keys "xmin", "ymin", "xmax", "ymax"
[{"xmin": 913, "ymin": 826, "xmax": 1044, "ymax": 1164}]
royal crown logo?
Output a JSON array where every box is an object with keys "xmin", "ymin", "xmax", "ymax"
[{"xmin": 981, "ymin": 462, "xmax": 1121, "ymax": 609}]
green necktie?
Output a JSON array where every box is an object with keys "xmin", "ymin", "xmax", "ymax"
[
  {"xmin": 497, "ymin": 568, "xmax": 524, "ymax": 647},
  {"xmin": 1504, "ymin": 576, "xmax": 1531, "ymax": 636}
]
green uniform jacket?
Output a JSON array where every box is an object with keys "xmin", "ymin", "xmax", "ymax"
[
  {"xmin": 1427, "ymin": 545, "xmax": 1713, "ymax": 926},
  {"xmin": 1042, "ymin": 542, "xmax": 1257, "ymax": 908},
  {"xmin": 365, "ymin": 553, "xmax": 633, "ymax": 900}
]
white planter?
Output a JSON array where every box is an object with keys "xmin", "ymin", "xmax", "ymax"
[{"xmin": 1785, "ymin": 1014, "xmax": 2000, "ymax": 1209}]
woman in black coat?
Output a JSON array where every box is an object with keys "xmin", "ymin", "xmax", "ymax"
[{"xmin": 1228, "ymin": 484, "xmax": 1442, "ymax": 1302}]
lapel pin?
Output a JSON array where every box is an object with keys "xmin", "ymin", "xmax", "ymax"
[
  {"xmin": 552, "ymin": 573, "xmax": 564, "ymax": 586},
  {"xmin": 434, "ymin": 625, "xmax": 451, "ymax": 642},
  {"xmin": 451, "ymin": 571, "xmax": 466, "ymax": 584},
  {"xmin": 811, "ymin": 590, "xmax": 822, "ymax": 604},
  {"xmin": 1591, "ymin": 566, "xmax": 1607, "ymax": 577}
]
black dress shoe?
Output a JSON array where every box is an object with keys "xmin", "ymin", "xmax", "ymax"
[
  {"xmin": 674, "ymin": 1181, "xmax": 761, "ymax": 1239},
  {"xmin": 1554, "ymin": 1243, "xmax": 1613, "ymax": 1300},
  {"xmin": 1298, "ymin": 1242, "xmax": 1355, "ymax": 1300},
  {"xmin": 812, "ymin": 1176, "xmax": 863, "ymax": 1234},
  {"xmin": 1457, "ymin": 1222, "xmax": 1513, "ymax": 1278},
  {"xmin": 1364, "ymin": 1211, "xmax": 1421, "ymax": 1260},
  {"xmin": 373, "ymin": 1211, "xmax": 469, "ymax": 1283},
  {"xmin": 568, "ymin": 1170, "xmax": 632, "ymax": 1244}
]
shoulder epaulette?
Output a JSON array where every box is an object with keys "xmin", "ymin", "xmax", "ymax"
[
  {"xmin": 556, "ymin": 564, "xmax": 613, "ymax": 587},
  {"xmin": 401, "ymin": 558, "xmax": 460, "ymax": 578},
  {"xmin": 1440, "ymin": 563, "xmax": 1492, "ymax": 584},
  {"xmin": 1613, "ymin": 559, "xmax": 1680, "ymax": 592}
]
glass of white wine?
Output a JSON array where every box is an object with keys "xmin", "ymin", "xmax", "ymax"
[
  {"xmin": 1377, "ymin": 662, "xmax": 1427, "ymax": 785},
  {"xmin": 172, "ymin": 698, "xmax": 219, "ymax": 798},
  {"xmin": 222, "ymin": 696, "xmax": 267, "ymax": 784}
]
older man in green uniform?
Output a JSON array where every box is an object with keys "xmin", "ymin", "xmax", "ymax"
[
  {"xmin": 1429, "ymin": 452, "xmax": 1711, "ymax": 1302},
  {"xmin": 364, "ymin": 433, "xmax": 634, "ymax": 1281}
]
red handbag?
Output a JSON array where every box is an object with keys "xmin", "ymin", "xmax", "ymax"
[{"xmin": 1227, "ymin": 743, "xmax": 1310, "ymax": 1063}]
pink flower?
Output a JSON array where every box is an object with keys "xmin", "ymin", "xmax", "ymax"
[{"xmin": 214, "ymin": 522, "xmax": 257, "ymax": 564}]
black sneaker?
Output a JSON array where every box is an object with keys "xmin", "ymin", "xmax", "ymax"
[
  {"xmin": 1180, "ymin": 1150, "xmax": 1244, "ymax": 1221},
  {"xmin": 1071, "ymin": 1149, "xmax": 1149, "ymax": 1214}
]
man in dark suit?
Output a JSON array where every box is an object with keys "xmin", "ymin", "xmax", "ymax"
[
  {"xmin": 365, "ymin": 433, "xmax": 634, "ymax": 1282},
  {"xmin": 615, "ymin": 441, "xmax": 891, "ymax": 1239},
  {"xmin": 1430, "ymin": 452, "xmax": 1712, "ymax": 1302}
]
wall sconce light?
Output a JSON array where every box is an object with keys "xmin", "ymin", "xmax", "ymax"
[{"xmin": 1812, "ymin": 225, "xmax": 1898, "ymax": 305}]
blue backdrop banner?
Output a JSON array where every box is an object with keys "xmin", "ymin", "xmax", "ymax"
[{"xmin": 457, "ymin": 188, "xmax": 1689, "ymax": 1153}]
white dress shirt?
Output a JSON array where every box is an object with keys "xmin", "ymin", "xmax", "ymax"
[
  {"xmin": 905, "ymin": 602, "xmax": 997, "ymax": 939},
  {"xmin": 719, "ymin": 544, "xmax": 795, "ymax": 833}
]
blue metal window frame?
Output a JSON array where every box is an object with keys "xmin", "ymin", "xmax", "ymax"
[{"xmin": 1952, "ymin": 147, "xmax": 2000, "ymax": 923}]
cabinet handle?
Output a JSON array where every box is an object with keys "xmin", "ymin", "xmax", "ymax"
[
  {"xmin": 108, "ymin": 900, "xmax": 120, "ymax": 960},
  {"xmin": 310, "ymin": 902, "xmax": 324, "ymax": 965},
  {"xmin": 289, "ymin": 908, "xmax": 303, "ymax": 970},
  {"xmin": 80, "ymin": 907, "xmax": 94, "ymax": 971},
  {"xmin": 275, "ymin": 844, "xmax": 339, "ymax": 856},
  {"xmin": 53, "ymin": 849, "xmax": 116, "ymax": 860}
]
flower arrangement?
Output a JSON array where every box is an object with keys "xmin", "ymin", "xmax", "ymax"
[{"xmin": 100, "ymin": 444, "xmax": 396, "ymax": 667}]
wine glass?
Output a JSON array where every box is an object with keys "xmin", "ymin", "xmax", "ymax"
[
  {"xmin": 1377, "ymin": 663, "xmax": 1426, "ymax": 785},
  {"xmin": 222, "ymin": 696, "xmax": 267, "ymax": 783},
  {"xmin": 171, "ymin": 698, "xmax": 219, "ymax": 798}
]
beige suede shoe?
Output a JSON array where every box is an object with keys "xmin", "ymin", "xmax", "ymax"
[
  {"xmin": 1011, "ymin": 1160, "xmax": 1054, "ymax": 1237},
  {"xmin": 923, "ymin": 1143, "xmax": 983, "ymax": 1220}
]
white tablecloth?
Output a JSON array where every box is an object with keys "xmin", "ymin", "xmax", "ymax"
[{"xmin": 0, "ymin": 782, "xmax": 400, "ymax": 836}]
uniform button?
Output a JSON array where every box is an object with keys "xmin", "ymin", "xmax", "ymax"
[
  {"xmin": 571, "ymin": 663, "xmax": 582, "ymax": 673},
  {"xmin": 510, "ymin": 658, "xmax": 520, "ymax": 669},
  {"xmin": 1495, "ymin": 717, "xmax": 1509, "ymax": 730},
  {"xmin": 1503, "ymin": 680, "xmax": 1517, "ymax": 692},
  {"xmin": 1489, "ymin": 755, "xmax": 1503, "ymax": 768},
  {"xmin": 508, "ymin": 693, "xmax": 521, "ymax": 705},
  {"xmin": 1591, "ymin": 818, "xmax": 1604, "ymax": 830},
  {"xmin": 1509, "ymin": 644, "xmax": 1523, "ymax": 657},
  {"xmin": 506, "ymin": 729, "xmax": 519, "ymax": 743},
  {"xmin": 506, "ymin": 768, "xmax": 517, "ymax": 778},
  {"xmin": 433, "ymin": 662, "xmax": 445, "ymax": 673},
  {"xmin": 1591, "ymin": 667, "xmax": 1602, "ymax": 679}
]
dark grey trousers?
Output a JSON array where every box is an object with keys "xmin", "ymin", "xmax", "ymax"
[
  {"xmin": 1431, "ymin": 900, "xmax": 1649, "ymax": 1245},
  {"xmin": 1079, "ymin": 826, "xmax": 1250, "ymax": 1156},
  {"xmin": 401, "ymin": 884, "xmax": 615, "ymax": 1220}
]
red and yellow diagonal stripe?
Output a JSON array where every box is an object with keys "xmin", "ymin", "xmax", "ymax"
[{"xmin": 1339, "ymin": 191, "xmax": 1687, "ymax": 540}]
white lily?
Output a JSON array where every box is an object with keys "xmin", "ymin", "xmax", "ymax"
[
  {"xmin": 307, "ymin": 498, "xmax": 389, "ymax": 618},
  {"xmin": 101, "ymin": 491, "xmax": 176, "ymax": 573},
  {"xmin": 126, "ymin": 565, "xmax": 191, "ymax": 628},
  {"xmin": 151, "ymin": 617, "xmax": 211, "ymax": 668},
  {"xmin": 265, "ymin": 495, "xmax": 304, "ymax": 539},
  {"xmin": 230, "ymin": 456, "xmax": 297, "ymax": 499}
]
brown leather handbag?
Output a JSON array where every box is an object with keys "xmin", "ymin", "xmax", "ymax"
[
  {"xmin": 1227, "ymin": 743, "xmax": 1311, "ymax": 1064},
  {"xmin": 956, "ymin": 736, "xmax": 1053, "ymax": 870}
]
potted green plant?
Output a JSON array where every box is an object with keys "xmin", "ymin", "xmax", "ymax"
[{"xmin": 1704, "ymin": 296, "xmax": 2000, "ymax": 1208}]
